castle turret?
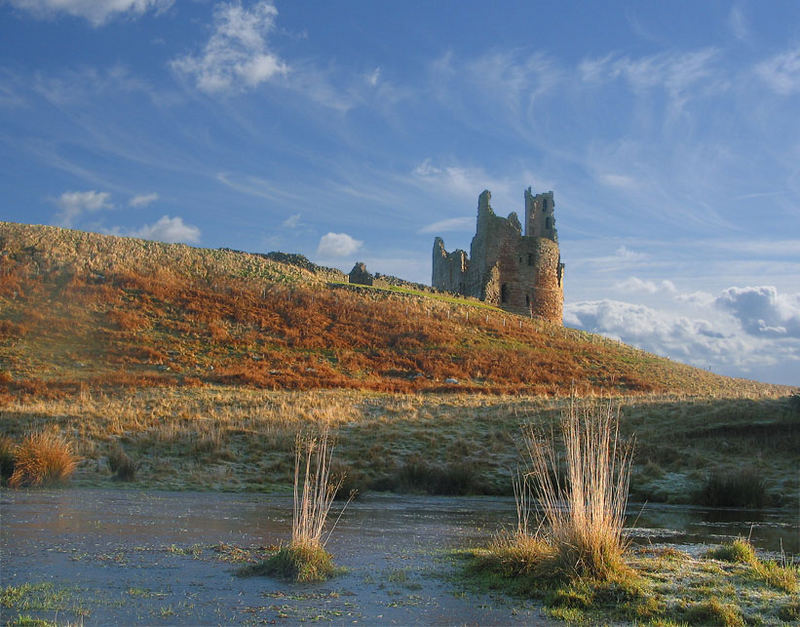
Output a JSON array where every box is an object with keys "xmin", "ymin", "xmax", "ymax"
[
  {"xmin": 524, "ymin": 187, "xmax": 558, "ymax": 242},
  {"xmin": 431, "ymin": 187, "xmax": 565, "ymax": 324}
]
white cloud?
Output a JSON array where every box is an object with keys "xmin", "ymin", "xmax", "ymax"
[
  {"xmin": 614, "ymin": 245, "xmax": 647, "ymax": 262},
  {"xmin": 129, "ymin": 192, "xmax": 159, "ymax": 207},
  {"xmin": 316, "ymin": 232, "xmax": 362, "ymax": 257},
  {"xmin": 615, "ymin": 277, "xmax": 677, "ymax": 295},
  {"xmin": 171, "ymin": 0, "xmax": 288, "ymax": 93},
  {"xmin": 565, "ymin": 285, "xmax": 800, "ymax": 383},
  {"xmin": 130, "ymin": 215, "xmax": 201, "ymax": 244},
  {"xmin": 418, "ymin": 217, "xmax": 474, "ymax": 234},
  {"xmin": 366, "ymin": 67, "xmax": 381, "ymax": 87},
  {"xmin": 566, "ymin": 299, "xmax": 746, "ymax": 367},
  {"xmin": 7, "ymin": 0, "xmax": 173, "ymax": 26},
  {"xmin": 282, "ymin": 213, "xmax": 301, "ymax": 228},
  {"xmin": 756, "ymin": 47, "xmax": 800, "ymax": 95},
  {"xmin": 54, "ymin": 190, "xmax": 113, "ymax": 226},
  {"xmin": 715, "ymin": 286, "xmax": 800, "ymax": 337}
]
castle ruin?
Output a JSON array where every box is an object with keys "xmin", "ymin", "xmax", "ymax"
[{"xmin": 432, "ymin": 188, "xmax": 564, "ymax": 323}]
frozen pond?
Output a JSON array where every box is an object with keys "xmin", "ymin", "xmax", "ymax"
[{"xmin": 1, "ymin": 489, "xmax": 797, "ymax": 624}]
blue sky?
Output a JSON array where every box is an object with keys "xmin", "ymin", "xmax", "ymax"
[{"xmin": 1, "ymin": 0, "xmax": 799, "ymax": 385}]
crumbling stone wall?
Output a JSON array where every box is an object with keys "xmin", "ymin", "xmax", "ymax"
[{"xmin": 431, "ymin": 188, "xmax": 564, "ymax": 324}]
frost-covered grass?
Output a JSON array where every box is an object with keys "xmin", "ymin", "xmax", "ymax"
[{"xmin": 460, "ymin": 543, "xmax": 799, "ymax": 625}]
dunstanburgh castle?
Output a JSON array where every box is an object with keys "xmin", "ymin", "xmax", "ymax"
[{"xmin": 432, "ymin": 188, "xmax": 565, "ymax": 324}]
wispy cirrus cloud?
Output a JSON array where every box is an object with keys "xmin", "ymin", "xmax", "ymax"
[
  {"xmin": 171, "ymin": 0, "xmax": 288, "ymax": 94},
  {"xmin": 412, "ymin": 159, "xmax": 513, "ymax": 203},
  {"xmin": 578, "ymin": 48, "xmax": 723, "ymax": 113},
  {"xmin": 727, "ymin": 6, "xmax": 750, "ymax": 41},
  {"xmin": 7, "ymin": 0, "xmax": 173, "ymax": 26},
  {"xmin": 755, "ymin": 47, "xmax": 800, "ymax": 95},
  {"xmin": 418, "ymin": 216, "xmax": 473, "ymax": 234},
  {"xmin": 129, "ymin": 192, "xmax": 159, "ymax": 208},
  {"xmin": 282, "ymin": 213, "xmax": 301, "ymax": 229}
]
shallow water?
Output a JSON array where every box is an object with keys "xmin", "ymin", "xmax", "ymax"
[{"xmin": 1, "ymin": 489, "xmax": 797, "ymax": 624}]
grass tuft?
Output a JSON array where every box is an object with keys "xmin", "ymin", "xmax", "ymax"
[
  {"xmin": 704, "ymin": 538, "xmax": 757, "ymax": 564},
  {"xmin": 697, "ymin": 467, "xmax": 768, "ymax": 508},
  {"xmin": 463, "ymin": 400, "xmax": 639, "ymax": 615},
  {"xmin": 752, "ymin": 558, "xmax": 799, "ymax": 594},
  {"xmin": 705, "ymin": 538, "xmax": 799, "ymax": 593},
  {"xmin": 108, "ymin": 445, "xmax": 137, "ymax": 482},
  {"xmin": 239, "ymin": 541, "xmax": 335, "ymax": 582},
  {"xmin": 388, "ymin": 457, "xmax": 481, "ymax": 495},
  {"xmin": 8, "ymin": 432, "xmax": 77, "ymax": 488},
  {"xmin": 684, "ymin": 596, "xmax": 745, "ymax": 627},
  {"xmin": 0, "ymin": 435, "xmax": 15, "ymax": 481}
]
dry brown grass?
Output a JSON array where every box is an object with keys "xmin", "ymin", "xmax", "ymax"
[
  {"xmin": 0, "ymin": 387, "xmax": 795, "ymax": 507},
  {"xmin": 1, "ymin": 221, "xmax": 788, "ymax": 400},
  {"xmin": 8, "ymin": 431, "xmax": 78, "ymax": 488}
]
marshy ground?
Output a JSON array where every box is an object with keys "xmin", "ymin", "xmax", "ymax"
[{"xmin": 2, "ymin": 489, "xmax": 798, "ymax": 625}]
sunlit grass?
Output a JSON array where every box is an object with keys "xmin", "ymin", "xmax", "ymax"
[{"xmin": 8, "ymin": 431, "xmax": 77, "ymax": 488}]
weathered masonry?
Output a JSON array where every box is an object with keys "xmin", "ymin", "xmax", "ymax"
[{"xmin": 432, "ymin": 188, "xmax": 564, "ymax": 323}]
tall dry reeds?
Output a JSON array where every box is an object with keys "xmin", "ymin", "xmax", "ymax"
[
  {"xmin": 241, "ymin": 427, "xmax": 350, "ymax": 582},
  {"xmin": 292, "ymin": 428, "xmax": 345, "ymax": 549},
  {"xmin": 517, "ymin": 400, "xmax": 634, "ymax": 580}
]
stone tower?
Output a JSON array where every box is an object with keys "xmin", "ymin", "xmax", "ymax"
[{"xmin": 432, "ymin": 187, "xmax": 564, "ymax": 323}]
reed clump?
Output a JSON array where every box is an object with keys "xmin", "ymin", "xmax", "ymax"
[
  {"xmin": 8, "ymin": 431, "xmax": 77, "ymax": 488},
  {"xmin": 523, "ymin": 401, "xmax": 634, "ymax": 581},
  {"xmin": 240, "ymin": 428, "xmax": 349, "ymax": 582},
  {"xmin": 471, "ymin": 401, "xmax": 636, "ymax": 594}
]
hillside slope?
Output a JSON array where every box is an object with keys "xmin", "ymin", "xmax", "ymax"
[{"xmin": 0, "ymin": 222, "xmax": 786, "ymax": 399}]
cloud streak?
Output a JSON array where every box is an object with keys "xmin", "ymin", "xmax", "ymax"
[
  {"xmin": 129, "ymin": 192, "xmax": 159, "ymax": 208},
  {"xmin": 7, "ymin": 0, "xmax": 173, "ymax": 26}
]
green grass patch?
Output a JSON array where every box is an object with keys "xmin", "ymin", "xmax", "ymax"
[
  {"xmin": 704, "ymin": 538, "xmax": 757, "ymax": 564},
  {"xmin": 683, "ymin": 596, "xmax": 745, "ymax": 626}
]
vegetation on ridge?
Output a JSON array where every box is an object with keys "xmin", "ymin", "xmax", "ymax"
[
  {"xmin": 0, "ymin": 223, "xmax": 796, "ymax": 506},
  {"xmin": 0, "ymin": 221, "xmax": 786, "ymax": 399}
]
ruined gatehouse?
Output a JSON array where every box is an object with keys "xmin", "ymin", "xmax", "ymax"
[{"xmin": 432, "ymin": 188, "xmax": 564, "ymax": 323}]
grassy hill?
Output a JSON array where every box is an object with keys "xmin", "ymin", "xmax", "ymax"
[
  {"xmin": 0, "ymin": 222, "xmax": 796, "ymax": 506},
  {"xmin": 0, "ymin": 221, "xmax": 785, "ymax": 399}
]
